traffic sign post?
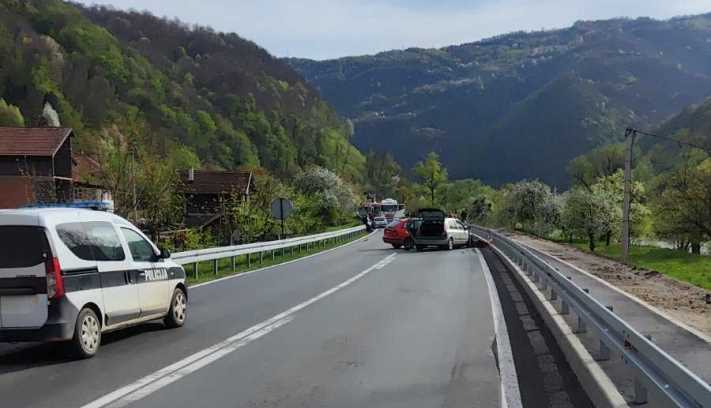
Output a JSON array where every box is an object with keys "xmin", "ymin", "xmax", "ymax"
[{"xmin": 271, "ymin": 197, "xmax": 294, "ymax": 238}]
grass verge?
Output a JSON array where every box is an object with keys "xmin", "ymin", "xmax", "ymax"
[
  {"xmin": 186, "ymin": 230, "xmax": 369, "ymax": 286},
  {"xmin": 568, "ymin": 241, "xmax": 710, "ymax": 290}
]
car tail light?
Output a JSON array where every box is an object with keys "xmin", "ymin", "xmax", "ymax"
[{"xmin": 46, "ymin": 257, "xmax": 65, "ymax": 299}]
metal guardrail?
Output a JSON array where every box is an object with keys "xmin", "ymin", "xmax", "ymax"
[
  {"xmin": 172, "ymin": 225, "xmax": 366, "ymax": 279},
  {"xmin": 471, "ymin": 225, "xmax": 711, "ymax": 408}
]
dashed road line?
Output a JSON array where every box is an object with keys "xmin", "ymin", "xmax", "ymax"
[{"xmin": 81, "ymin": 252, "xmax": 397, "ymax": 408}]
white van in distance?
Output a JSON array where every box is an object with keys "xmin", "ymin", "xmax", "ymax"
[{"xmin": 0, "ymin": 209, "xmax": 187, "ymax": 358}]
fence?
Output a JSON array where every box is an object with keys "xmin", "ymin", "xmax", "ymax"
[
  {"xmin": 172, "ymin": 225, "xmax": 366, "ymax": 280},
  {"xmin": 471, "ymin": 225, "xmax": 711, "ymax": 408}
]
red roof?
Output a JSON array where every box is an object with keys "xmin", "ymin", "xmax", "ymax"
[
  {"xmin": 0, "ymin": 127, "xmax": 72, "ymax": 157},
  {"xmin": 178, "ymin": 170, "xmax": 253, "ymax": 195},
  {"xmin": 72, "ymin": 154, "xmax": 101, "ymax": 182}
]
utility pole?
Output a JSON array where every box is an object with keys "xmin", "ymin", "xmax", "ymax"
[{"xmin": 622, "ymin": 128, "xmax": 637, "ymax": 263}]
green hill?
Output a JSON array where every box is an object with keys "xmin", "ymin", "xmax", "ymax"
[
  {"xmin": 288, "ymin": 15, "xmax": 711, "ymax": 186},
  {"xmin": 0, "ymin": 0, "xmax": 364, "ymax": 180}
]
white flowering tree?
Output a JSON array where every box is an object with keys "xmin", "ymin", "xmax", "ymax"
[{"xmin": 293, "ymin": 166, "xmax": 357, "ymax": 226}]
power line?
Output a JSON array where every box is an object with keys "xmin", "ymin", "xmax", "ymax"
[
  {"xmin": 626, "ymin": 127, "xmax": 711, "ymax": 155},
  {"xmin": 621, "ymin": 127, "xmax": 710, "ymax": 262}
]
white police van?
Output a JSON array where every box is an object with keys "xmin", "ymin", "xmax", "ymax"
[{"xmin": 0, "ymin": 208, "xmax": 187, "ymax": 358}]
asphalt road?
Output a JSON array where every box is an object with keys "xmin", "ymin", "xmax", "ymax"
[{"xmin": 0, "ymin": 231, "xmax": 502, "ymax": 408}]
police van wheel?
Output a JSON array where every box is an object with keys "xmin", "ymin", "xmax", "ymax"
[
  {"xmin": 70, "ymin": 308, "xmax": 101, "ymax": 359},
  {"xmin": 165, "ymin": 287, "xmax": 187, "ymax": 328}
]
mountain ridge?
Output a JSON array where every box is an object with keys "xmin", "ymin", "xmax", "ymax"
[
  {"xmin": 288, "ymin": 13, "xmax": 711, "ymax": 186},
  {"xmin": 0, "ymin": 0, "xmax": 364, "ymax": 181}
]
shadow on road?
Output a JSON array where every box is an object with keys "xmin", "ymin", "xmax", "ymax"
[{"xmin": 0, "ymin": 322, "xmax": 166, "ymax": 373}]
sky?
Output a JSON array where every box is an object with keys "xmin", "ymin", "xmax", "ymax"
[{"xmin": 76, "ymin": 0, "xmax": 711, "ymax": 60}]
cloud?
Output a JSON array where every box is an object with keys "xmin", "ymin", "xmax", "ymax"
[{"xmin": 76, "ymin": 0, "xmax": 711, "ymax": 59}]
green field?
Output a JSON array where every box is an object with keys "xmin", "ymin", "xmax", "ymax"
[
  {"xmin": 186, "ymin": 230, "xmax": 368, "ymax": 286},
  {"xmin": 570, "ymin": 242, "xmax": 711, "ymax": 290}
]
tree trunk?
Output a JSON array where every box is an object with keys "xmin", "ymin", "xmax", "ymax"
[
  {"xmin": 568, "ymin": 233, "xmax": 573, "ymax": 244},
  {"xmin": 605, "ymin": 231, "xmax": 611, "ymax": 247},
  {"xmin": 588, "ymin": 231, "xmax": 596, "ymax": 252},
  {"xmin": 691, "ymin": 242, "xmax": 701, "ymax": 255}
]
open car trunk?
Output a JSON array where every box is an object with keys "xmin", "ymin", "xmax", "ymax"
[
  {"xmin": 0, "ymin": 226, "xmax": 50, "ymax": 328},
  {"xmin": 415, "ymin": 209, "xmax": 446, "ymax": 237}
]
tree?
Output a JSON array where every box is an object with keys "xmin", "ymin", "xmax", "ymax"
[
  {"xmin": 500, "ymin": 180, "xmax": 559, "ymax": 235},
  {"xmin": 467, "ymin": 196, "xmax": 493, "ymax": 224},
  {"xmin": 561, "ymin": 187, "xmax": 615, "ymax": 251},
  {"xmin": 567, "ymin": 144, "xmax": 625, "ymax": 190},
  {"xmin": 652, "ymin": 154, "xmax": 711, "ymax": 254},
  {"xmin": 0, "ymin": 98, "xmax": 24, "ymax": 126},
  {"xmin": 413, "ymin": 152, "xmax": 448, "ymax": 206},
  {"xmin": 365, "ymin": 150, "xmax": 401, "ymax": 199},
  {"xmin": 229, "ymin": 174, "xmax": 286, "ymax": 242},
  {"xmin": 440, "ymin": 179, "xmax": 493, "ymax": 215},
  {"xmin": 293, "ymin": 166, "xmax": 357, "ymax": 226},
  {"xmin": 95, "ymin": 124, "xmax": 184, "ymax": 238},
  {"xmin": 135, "ymin": 153, "xmax": 184, "ymax": 240},
  {"xmin": 590, "ymin": 170, "xmax": 649, "ymax": 246}
]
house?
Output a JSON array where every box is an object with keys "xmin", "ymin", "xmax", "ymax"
[
  {"xmin": 0, "ymin": 127, "xmax": 112, "ymax": 209},
  {"xmin": 178, "ymin": 169, "xmax": 254, "ymax": 232}
]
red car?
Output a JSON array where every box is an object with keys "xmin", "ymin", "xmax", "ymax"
[{"xmin": 383, "ymin": 219, "xmax": 414, "ymax": 249}]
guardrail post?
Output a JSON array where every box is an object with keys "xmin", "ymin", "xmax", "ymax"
[
  {"xmin": 272, "ymin": 250, "xmax": 275, "ymax": 261},
  {"xmin": 247, "ymin": 253, "xmax": 251, "ymax": 268},
  {"xmin": 633, "ymin": 378, "xmax": 648, "ymax": 404},
  {"xmin": 213, "ymin": 259, "xmax": 218, "ymax": 275},
  {"xmin": 193, "ymin": 262, "xmax": 199, "ymax": 280},
  {"xmin": 560, "ymin": 299, "xmax": 570, "ymax": 315},
  {"xmin": 231, "ymin": 256, "xmax": 236, "ymax": 272},
  {"xmin": 549, "ymin": 288, "xmax": 558, "ymax": 301},
  {"xmin": 597, "ymin": 339, "xmax": 610, "ymax": 361},
  {"xmin": 574, "ymin": 315, "xmax": 586, "ymax": 334},
  {"xmin": 259, "ymin": 251, "xmax": 263, "ymax": 264}
]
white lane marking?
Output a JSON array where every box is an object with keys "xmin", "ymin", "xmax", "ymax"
[
  {"xmin": 110, "ymin": 316, "xmax": 294, "ymax": 408},
  {"xmin": 189, "ymin": 230, "xmax": 378, "ymax": 289},
  {"xmin": 476, "ymin": 249, "xmax": 523, "ymax": 408},
  {"xmin": 82, "ymin": 252, "xmax": 396, "ymax": 408}
]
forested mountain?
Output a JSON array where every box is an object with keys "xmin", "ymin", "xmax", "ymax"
[
  {"xmin": 645, "ymin": 96, "xmax": 711, "ymax": 171},
  {"xmin": 289, "ymin": 14, "xmax": 711, "ymax": 186},
  {"xmin": 0, "ymin": 0, "xmax": 364, "ymax": 180}
]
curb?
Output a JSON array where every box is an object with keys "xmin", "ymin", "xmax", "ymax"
[
  {"xmin": 476, "ymin": 248, "xmax": 523, "ymax": 408},
  {"xmin": 487, "ymin": 243, "xmax": 629, "ymax": 408}
]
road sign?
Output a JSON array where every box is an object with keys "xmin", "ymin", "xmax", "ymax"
[
  {"xmin": 231, "ymin": 229, "xmax": 241, "ymax": 245},
  {"xmin": 271, "ymin": 198, "xmax": 293, "ymax": 220},
  {"xmin": 271, "ymin": 198, "xmax": 294, "ymax": 238}
]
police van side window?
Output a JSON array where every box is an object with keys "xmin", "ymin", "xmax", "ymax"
[
  {"xmin": 121, "ymin": 228, "xmax": 156, "ymax": 263},
  {"xmin": 57, "ymin": 222, "xmax": 125, "ymax": 261}
]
